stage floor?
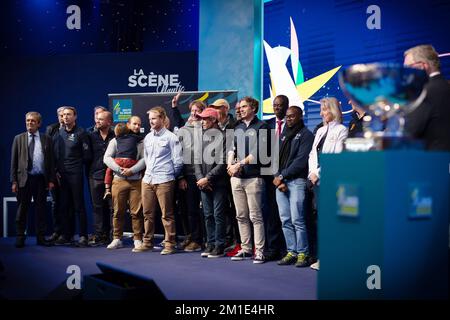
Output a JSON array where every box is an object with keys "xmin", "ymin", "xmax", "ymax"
[{"xmin": 0, "ymin": 237, "xmax": 317, "ymax": 300}]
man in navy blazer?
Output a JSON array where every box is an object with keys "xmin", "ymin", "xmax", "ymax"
[{"xmin": 10, "ymin": 112, "xmax": 55, "ymax": 248}]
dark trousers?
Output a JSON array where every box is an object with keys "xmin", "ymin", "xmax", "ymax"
[
  {"xmin": 180, "ymin": 175, "xmax": 203, "ymax": 244},
  {"xmin": 224, "ymin": 179, "xmax": 240, "ymax": 245},
  {"xmin": 60, "ymin": 172, "xmax": 88, "ymax": 238},
  {"xmin": 89, "ymin": 177, "xmax": 112, "ymax": 238},
  {"xmin": 305, "ymin": 185, "xmax": 318, "ymax": 259},
  {"xmin": 49, "ymin": 185, "xmax": 61, "ymax": 235},
  {"xmin": 200, "ymin": 186, "xmax": 227, "ymax": 248},
  {"xmin": 175, "ymin": 180, "xmax": 190, "ymax": 239},
  {"xmin": 15, "ymin": 174, "xmax": 47, "ymax": 238},
  {"xmin": 262, "ymin": 178, "xmax": 286, "ymax": 257}
]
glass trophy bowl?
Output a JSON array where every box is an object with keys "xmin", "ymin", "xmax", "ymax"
[{"xmin": 339, "ymin": 63, "xmax": 428, "ymax": 151}]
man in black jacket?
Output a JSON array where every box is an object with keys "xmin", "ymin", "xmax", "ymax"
[
  {"xmin": 404, "ymin": 45, "xmax": 450, "ymax": 151},
  {"xmin": 10, "ymin": 112, "xmax": 55, "ymax": 248},
  {"xmin": 87, "ymin": 111, "xmax": 115, "ymax": 246},
  {"xmin": 272, "ymin": 106, "xmax": 314, "ymax": 267}
]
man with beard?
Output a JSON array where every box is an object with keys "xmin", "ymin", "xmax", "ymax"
[{"xmin": 87, "ymin": 111, "xmax": 115, "ymax": 246}]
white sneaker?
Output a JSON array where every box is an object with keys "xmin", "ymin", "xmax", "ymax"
[
  {"xmin": 310, "ymin": 260, "xmax": 320, "ymax": 270},
  {"xmin": 253, "ymin": 252, "xmax": 265, "ymax": 264},
  {"xmin": 134, "ymin": 239, "xmax": 143, "ymax": 248},
  {"xmin": 107, "ymin": 239, "xmax": 123, "ymax": 249}
]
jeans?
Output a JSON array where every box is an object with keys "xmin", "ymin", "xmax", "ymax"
[
  {"xmin": 275, "ymin": 178, "xmax": 309, "ymax": 254},
  {"xmin": 200, "ymin": 186, "xmax": 227, "ymax": 248}
]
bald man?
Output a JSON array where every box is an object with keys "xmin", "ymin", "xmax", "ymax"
[{"xmin": 87, "ymin": 111, "xmax": 115, "ymax": 246}]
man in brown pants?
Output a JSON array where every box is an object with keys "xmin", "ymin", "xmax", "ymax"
[
  {"xmin": 103, "ymin": 116, "xmax": 146, "ymax": 251},
  {"xmin": 134, "ymin": 107, "xmax": 183, "ymax": 255}
]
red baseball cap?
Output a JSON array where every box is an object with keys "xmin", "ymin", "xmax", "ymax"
[{"xmin": 197, "ymin": 108, "xmax": 219, "ymax": 119}]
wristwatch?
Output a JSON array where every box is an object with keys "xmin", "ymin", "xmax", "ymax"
[{"xmin": 278, "ymin": 174, "xmax": 284, "ymax": 181}]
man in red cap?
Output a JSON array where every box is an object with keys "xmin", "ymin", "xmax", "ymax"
[
  {"xmin": 209, "ymin": 100, "xmax": 242, "ymax": 256},
  {"xmin": 194, "ymin": 108, "xmax": 228, "ymax": 258}
]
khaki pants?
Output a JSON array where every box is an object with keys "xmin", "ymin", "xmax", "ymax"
[
  {"xmin": 112, "ymin": 179, "xmax": 143, "ymax": 240},
  {"xmin": 141, "ymin": 180, "xmax": 176, "ymax": 248},
  {"xmin": 230, "ymin": 177, "xmax": 266, "ymax": 255}
]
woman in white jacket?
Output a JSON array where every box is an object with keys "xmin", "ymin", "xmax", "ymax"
[{"xmin": 308, "ymin": 97, "xmax": 348, "ymax": 270}]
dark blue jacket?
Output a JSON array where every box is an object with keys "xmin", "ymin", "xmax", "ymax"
[
  {"xmin": 233, "ymin": 117, "xmax": 270, "ymax": 178},
  {"xmin": 277, "ymin": 126, "xmax": 314, "ymax": 180},
  {"xmin": 116, "ymin": 134, "xmax": 139, "ymax": 159},
  {"xmin": 53, "ymin": 125, "xmax": 92, "ymax": 175}
]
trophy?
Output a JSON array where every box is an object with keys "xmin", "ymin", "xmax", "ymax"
[{"xmin": 339, "ymin": 63, "xmax": 428, "ymax": 151}]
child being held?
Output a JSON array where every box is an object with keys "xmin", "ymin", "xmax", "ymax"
[{"xmin": 104, "ymin": 123, "xmax": 140, "ymax": 199}]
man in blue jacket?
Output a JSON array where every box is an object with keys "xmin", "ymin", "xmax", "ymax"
[
  {"xmin": 272, "ymin": 106, "xmax": 314, "ymax": 267},
  {"xmin": 53, "ymin": 107, "xmax": 92, "ymax": 247}
]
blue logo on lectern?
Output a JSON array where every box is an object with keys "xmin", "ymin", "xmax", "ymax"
[{"xmin": 113, "ymin": 99, "xmax": 133, "ymax": 122}]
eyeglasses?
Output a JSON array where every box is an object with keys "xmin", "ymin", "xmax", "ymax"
[
  {"xmin": 286, "ymin": 114, "xmax": 297, "ymax": 119},
  {"xmin": 273, "ymin": 103, "xmax": 282, "ymax": 107}
]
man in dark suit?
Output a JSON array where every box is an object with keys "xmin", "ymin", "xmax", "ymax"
[
  {"xmin": 404, "ymin": 45, "xmax": 450, "ymax": 151},
  {"xmin": 10, "ymin": 112, "xmax": 55, "ymax": 248},
  {"xmin": 262, "ymin": 95, "xmax": 290, "ymax": 261}
]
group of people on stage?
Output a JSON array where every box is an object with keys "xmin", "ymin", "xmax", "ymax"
[{"xmin": 10, "ymin": 45, "xmax": 450, "ymax": 270}]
